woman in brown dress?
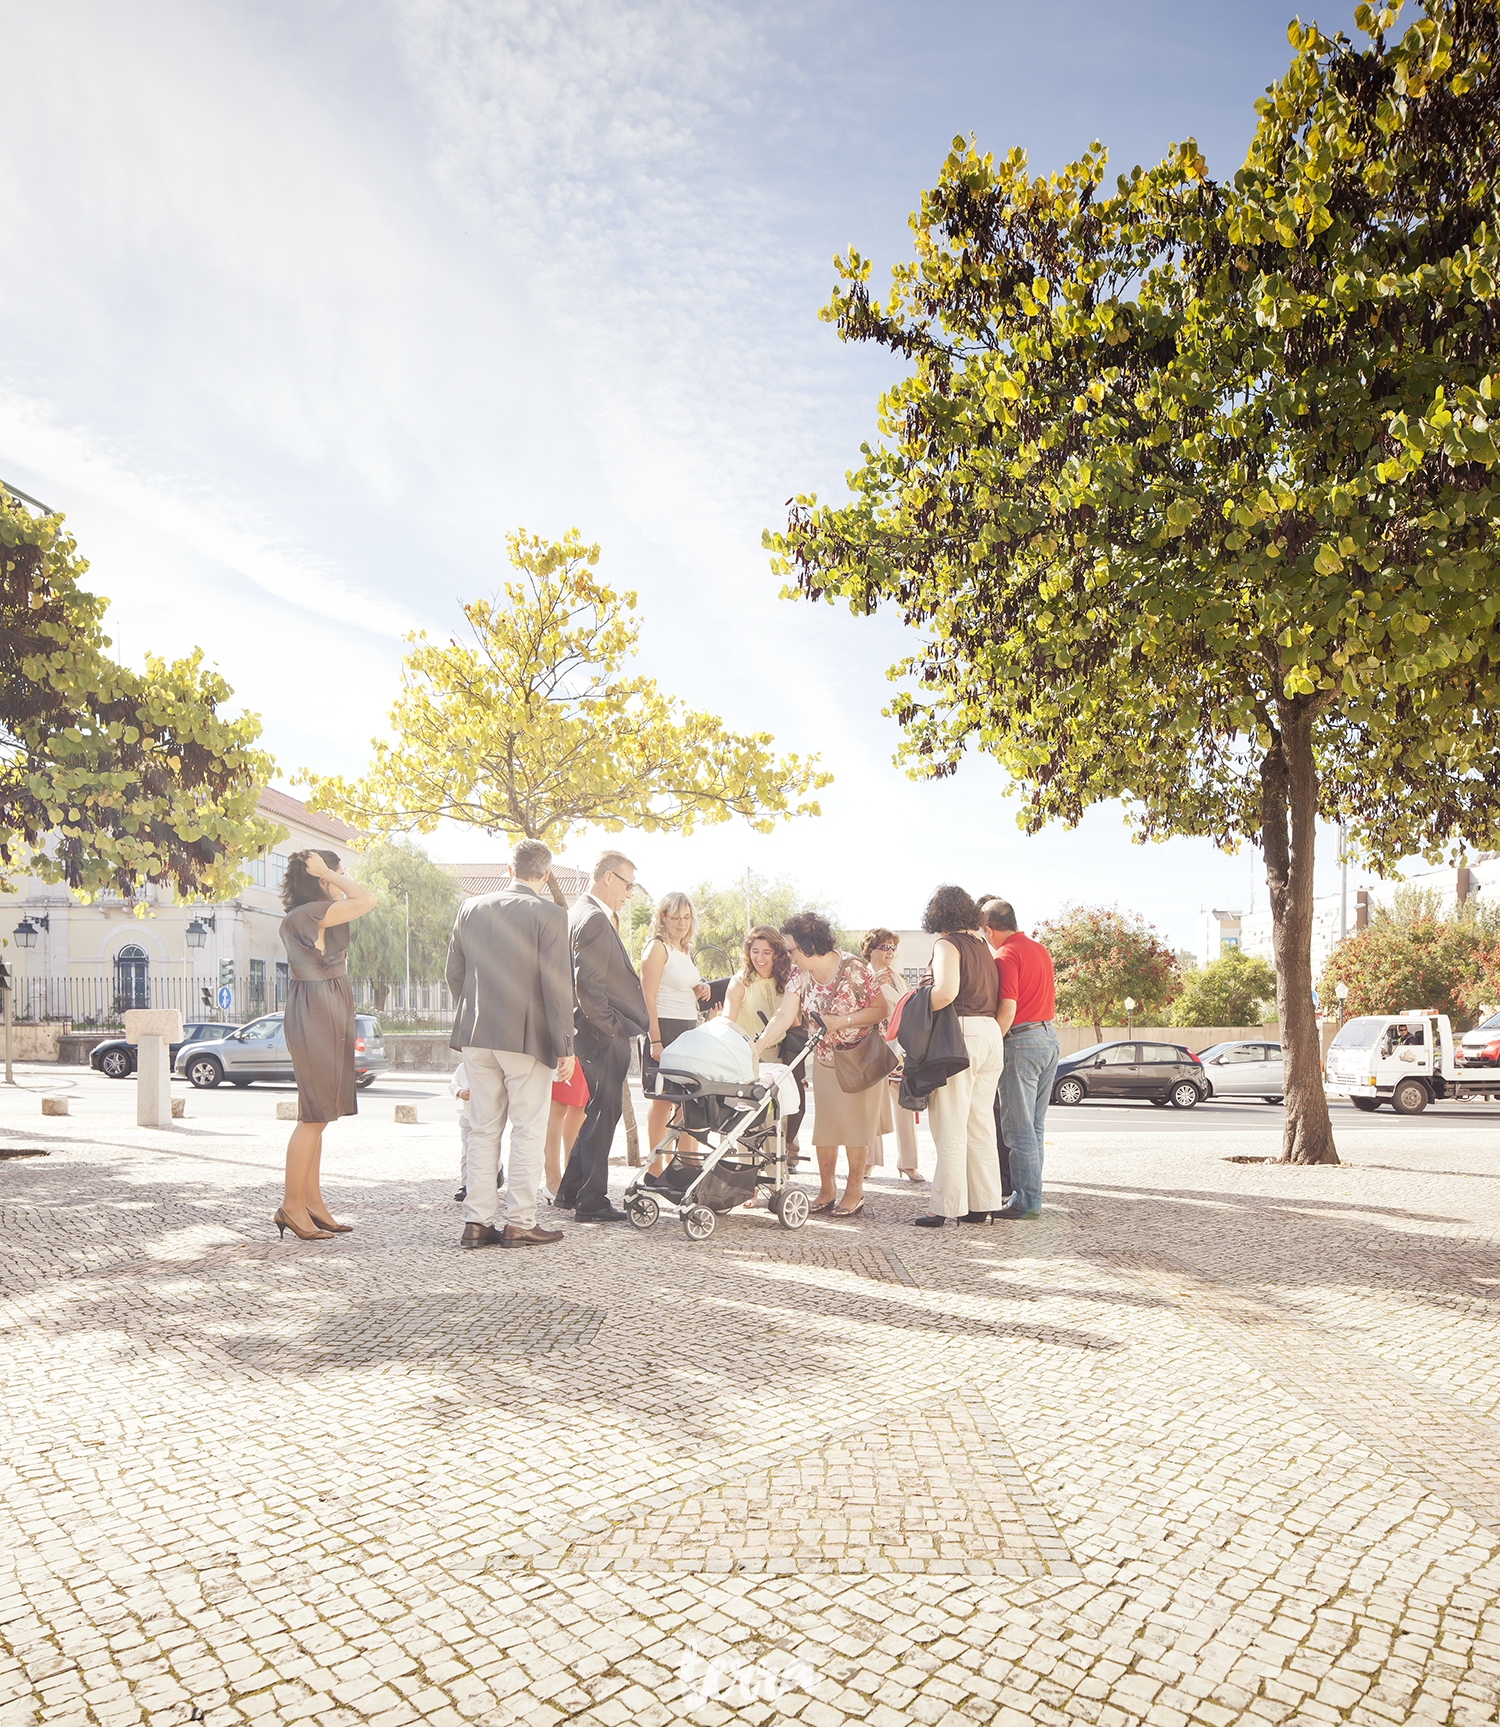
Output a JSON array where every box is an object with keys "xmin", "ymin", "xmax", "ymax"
[{"xmin": 276, "ymin": 849, "xmax": 376, "ymax": 1241}]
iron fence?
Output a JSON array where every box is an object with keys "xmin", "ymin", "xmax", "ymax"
[{"xmin": 7, "ymin": 974, "xmax": 455, "ymax": 1030}]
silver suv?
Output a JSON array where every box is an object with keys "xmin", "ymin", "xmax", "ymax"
[{"xmin": 175, "ymin": 1013, "xmax": 387, "ymax": 1089}]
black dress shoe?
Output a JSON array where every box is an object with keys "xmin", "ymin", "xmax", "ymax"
[
  {"xmin": 573, "ymin": 1202, "xmax": 628, "ymax": 1223},
  {"xmin": 454, "ymin": 1186, "xmax": 467, "ymax": 1202},
  {"xmin": 958, "ymin": 1210, "xmax": 993, "ymax": 1225},
  {"xmin": 913, "ymin": 1214, "xmax": 951, "ymax": 1228},
  {"xmin": 459, "ymin": 1222, "xmax": 503, "ymax": 1249}
]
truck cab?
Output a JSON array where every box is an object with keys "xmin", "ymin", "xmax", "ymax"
[{"xmin": 1325, "ymin": 1010, "xmax": 1490, "ymax": 1114}]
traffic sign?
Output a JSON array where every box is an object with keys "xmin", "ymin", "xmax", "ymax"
[{"xmin": 217, "ymin": 985, "xmax": 233, "ymax": 1010}]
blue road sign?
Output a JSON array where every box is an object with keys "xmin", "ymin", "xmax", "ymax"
[{"xmin": 217, "ymin": 985, "xmax": 233, "ymax": 1011}]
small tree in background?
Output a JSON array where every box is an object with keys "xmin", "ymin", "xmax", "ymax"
[
  {"xmin": 1319, "ymin": 886, "xmax": 1500, "ymax": 1024},
  {"xmin": 1171, "ymin": 950, "xmax": 1278, "ymax": 1027},
  {"xmin": 346, "ymin": 841, "xmax": 463, "ymax": 1009},
  {"xmin": 684, "ymin": 873, "xmax": 843, "ymax": 979},
  {"xmin": 1034, "ymin": 904, "xmax": 1180, "ymax": 1040},
  {"xmin": 2, "ymin": 490, "xmax": 280, "ymax": 897}
]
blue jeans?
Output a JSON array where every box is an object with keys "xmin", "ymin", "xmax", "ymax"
[{"xmin": 998, "ymin": 1022, "xmax": 1059, "ymax": 1215}]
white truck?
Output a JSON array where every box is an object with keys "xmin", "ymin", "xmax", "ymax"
[{"xmin": 1324, "ymin": 1010, "xmax": 1500, "ymax": 1114}]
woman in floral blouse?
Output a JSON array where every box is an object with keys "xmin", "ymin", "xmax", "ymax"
[{"xmin": 753, "ymin": 911, "xmax": 887, "ymax": 1218}]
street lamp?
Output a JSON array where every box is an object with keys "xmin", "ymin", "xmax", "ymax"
[
  {"xmin": 185, "ymin": 917, "xmax": 212, "ymax": 948},
  {"xmin": 12, "ymin": 915, "xmax": 48, "ymax": 948},
  {"xmin": 1335, "ymin": 979, "xmax": 1348, "ymax": 1027},
  {"xmin": 1124, "ymin": 996, "xmax": 1136, "ymax": 1036}
]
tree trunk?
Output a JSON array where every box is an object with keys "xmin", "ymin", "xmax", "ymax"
[{"xmin": 1261, "ymin": 705, "xmax": 1340, "ymax": 1165}]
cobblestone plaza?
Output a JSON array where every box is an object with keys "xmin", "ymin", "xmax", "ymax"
[{"xmin": 3, "ymin": 1075, "xmax": 1499, "ymax": 1726}]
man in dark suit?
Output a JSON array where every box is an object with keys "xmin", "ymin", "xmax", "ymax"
[
  {"xmin": 445, "ymin": 838, "xmax": 576, "ymax": 1249},
  {"xmin": 555, "ymin": 849, "xmax": 648, "ymax": 1223}
]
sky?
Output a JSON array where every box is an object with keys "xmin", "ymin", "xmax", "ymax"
[{"xmin": 0, "ymin": 0, "xmax": 1385, "ymax": 946}]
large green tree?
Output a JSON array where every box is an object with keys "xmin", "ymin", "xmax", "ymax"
[
  {"xmin": 767, "ymin": 2, "xmax": 1500, "ymax": 1164},
  {"xmin": 2, "ymin": 488, "xmax": 280, "ymax": 897},
  {"xmin": 1033, "ymin": 903, "xmax": 1181, "ymax": 1039},
  {"xmin": 345, "ymin": 840, "xmax": 463, "ymax": 1004}
]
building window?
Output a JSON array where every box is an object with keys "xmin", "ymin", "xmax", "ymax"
[
  {"xmin": 271, "ymin": 853, "xmax": 288, "ymax": 890},
  {"xmin": 248, "ymin": 958, "xmax": 266, "ymax": 1015},
  {"xmin": 248, "ymin": 854, "xmax": 266, "ymax": 888},
  {"xmin": 114, "ymin": 943, "xmax": 150, "ymax": 1011},
  {"xmin": 275, "ymin": 961, "xmax": 288, "ymax": 1008}
]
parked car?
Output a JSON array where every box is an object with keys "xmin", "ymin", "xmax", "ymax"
[
  {"xmin": 91, "ymin": 1021, "xmax": 241, "ymax": 1080},
  {"xmin": 1051, "ymin": 1040, "xmax": 1206, "ymax": 1108},
  {"xmin": 1458, "ymin": 1009, "xmax": 1500, "ymax": 1067},
  {"xmin": 1195, "ymin": 1039, "xmax": 1285, "ymax": 1103},
  {"xmin": 175, "ymin": 1012, "xmax": 387, "ymax": 1089}
]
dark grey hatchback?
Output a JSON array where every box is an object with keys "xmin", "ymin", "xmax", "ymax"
[{"xmin": 1051, "ymin": 1040, "xmax": 1206, "ymax": 1108}]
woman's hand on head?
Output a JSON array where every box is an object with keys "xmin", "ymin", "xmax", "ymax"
[{"xmin": 303, "ymin": 854, "xmax": 329, "ymax": 879}]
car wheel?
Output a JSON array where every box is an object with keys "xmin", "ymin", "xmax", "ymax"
[
  {"xmin": 1054, "ymin": 1077, "xmax": 1086, "ymax": 1106},
  {"xmin": 1350, "ymin": 1096, "xmax": 1381, "ymax": 1112},
  {"xmin": 1263, "ymin": 1095, "xmax": 1284, "ymax": 1104},
  {"xmin": 1150, "ymin": 1097, "xmax": 1169, "ymax": 1108},
  {"xmin": 229, "ymin": 1078, "xmax": 250, "ymax": 1088},
  {"xmin": 99, "ymin": 1049, "xmax": 133, "ymax": 1079},
  {"xmin": 356, "ymin": 1075, "xmax": 375, "ymax": 1089},
  {"xmin": 1170, "ymin": 1081, "xmax": 1201, "ymax": 1108},
  {"xmin": 187, "ymin": 1056, "xmax": 224, "ymax": 1089},
  {"xmin": 1391, "ymin": 1078, "xmax": 1429, "ymax": 1116}
]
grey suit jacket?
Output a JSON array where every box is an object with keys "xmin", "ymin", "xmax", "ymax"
[
  {"xmin": 569, "ymin": 897, "xmax": 649, "ymax": 1046},
  {"xmin": 446, "ymin": 885, "xmax": 575, "ymax": 1061}
]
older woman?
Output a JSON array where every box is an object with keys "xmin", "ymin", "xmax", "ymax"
[
  {"xmin": 860, "ymin": 928, "xmax": 923, "ymax": 1183},
  {"xmin": 725, "ymin": 924, "xmax": 805, "ymax": 1154},
  {"xmin": 754, "ymin": 912, "xmax": 886, "ymax": 1219},
  {"xmin": 275, "ymin": 848, "xmax": 377, "ymax": 1240},
  {"xmin": 914, "ymin": 885, "xmax": 1004, "ymax": 1229},
  {"xmin": 641, "ymin": 891, "xmax": 710, "ymax": 1177}
]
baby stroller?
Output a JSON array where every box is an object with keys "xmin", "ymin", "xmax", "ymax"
[{"xmin": 624, "ymin": 1017, "xmax": 818, "ymax": 1241}]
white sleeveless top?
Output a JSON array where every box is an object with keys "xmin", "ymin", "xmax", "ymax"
[{"xmin": 654, "ymin": 943, "xmax": 702, "ymax": 1020}]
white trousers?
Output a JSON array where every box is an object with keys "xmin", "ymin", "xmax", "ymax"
[
  {"xmin": 927, "ymin": 1016, "xmax": 1004, "ymax": 1219},
  {"xmin": 893, "ymin": 1097, "xmax": 919, "ymax": 1171},
  {"xmin": 460, "ymin": 1046, "xmax": 551, "ymax": 1231}
]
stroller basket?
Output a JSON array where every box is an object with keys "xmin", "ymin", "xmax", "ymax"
[{"xmin": 643, "ymin": 1071, "xmax": 771, "ymax": 1136}]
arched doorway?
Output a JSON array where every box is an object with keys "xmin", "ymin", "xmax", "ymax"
[{"xmin": 114, "ymin": 943, "xmax": 150, "ymax": 1011}]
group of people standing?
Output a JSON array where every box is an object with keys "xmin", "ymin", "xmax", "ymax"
[{"xmin": 269, "ymin": 837, "xmax": 1059, "ymax": 1247}]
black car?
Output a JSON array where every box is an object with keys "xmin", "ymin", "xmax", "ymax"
[
  {"xmin": 1051, "ymin": 1040, "xmax": 1206, "ymax": 1108},
  {"xmin": 90, "ymin": 1021, "xmax": 242, "ymax": 1079}
]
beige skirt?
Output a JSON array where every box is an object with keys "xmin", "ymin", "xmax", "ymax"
[{"xmin": 810, "ymin": 1056, "xmax": 885, "ymax": 1148}]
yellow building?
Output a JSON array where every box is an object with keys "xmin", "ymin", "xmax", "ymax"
[{"xmin": 3, "ymin": 789, "xmax": 363, "ymax": 1027}]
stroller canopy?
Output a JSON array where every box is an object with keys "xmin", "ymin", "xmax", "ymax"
[{"xmin": 658, "ymin": 1018, "xmax": 755, "ymax": 1085}]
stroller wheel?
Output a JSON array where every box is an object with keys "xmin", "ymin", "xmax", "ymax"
[
  {"xmin": 777, "ymin": 1189, "xmax": 810, "ymax": 1231},
  {"xmin": 682, "ymin": 1205, "xmax": 716, "ymax": 1242},
  {"xmin": 627, "ymin": 1192, "xmax": 660, "ymax": 1230}
]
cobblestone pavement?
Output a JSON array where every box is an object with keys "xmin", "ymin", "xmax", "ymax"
[{"xmin": 3, "ymin": 1072, "xmax": 1500, "ymax": 1726}]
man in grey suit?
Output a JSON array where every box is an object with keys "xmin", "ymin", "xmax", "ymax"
[
  {"xmin": 555, "ymin": 849, "xmax": 648, "ymax": 1223},
  {"xmin": 445, "ymin": 837, "xmax": 576, "ymax": 1249}
]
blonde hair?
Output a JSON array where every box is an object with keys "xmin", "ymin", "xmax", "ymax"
[{"xmin": 648, "ymin": 891, "xmax": 697, "ymax": 952}]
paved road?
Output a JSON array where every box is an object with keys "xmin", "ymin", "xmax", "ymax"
[{"xmin": 3, "ymin": 1067, "xmax": 1499, "ymax": 1727}]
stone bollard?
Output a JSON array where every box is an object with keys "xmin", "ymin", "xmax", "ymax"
[
  {"xmin": 170, "ymin": 1097, "xmax": 185, "ymax": 1119},
  {"xmin": 276, "ymin": 1100, "xmax": 299, "ymax": 1121},
  {"xmin": 42, "ymin": 1095, "xmax": 69, "ymax": 1116},
  {"xmin": 394, "ymin": 1104, "xmax": 418, "ymax": 1124},
  {"xmin": 123, "ymin": 1009, "xmax": 184, "ymax": 1128}
]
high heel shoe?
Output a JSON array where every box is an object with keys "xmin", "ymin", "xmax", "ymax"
[
  {"xmin": 274, "ymin": 1208, "xmax": 333, "ymax": 1241},
  {"xmin": 306, "ymin": 1208, "xmax": 353, "ymax": 1233}
]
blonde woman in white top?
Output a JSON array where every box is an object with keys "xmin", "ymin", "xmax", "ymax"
[{"xmin": 641, "ymin": 891, "xmax": 710, "ymax": 1178}]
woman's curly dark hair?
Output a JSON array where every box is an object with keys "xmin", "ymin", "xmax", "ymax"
[
  {"xmin": 739, "ymin": 924, "xmax": 793, "ymax": 989},
  {"xmin": 281, "ymin": 848, "xmax": 341, "ymax": 910},
  {"xmin": 780, "ymin": 911, "xmax": 837, "ymax": 957},
  {"xmin": 921, "ymin": 884, "xmax": 980, "ymax": 935}
]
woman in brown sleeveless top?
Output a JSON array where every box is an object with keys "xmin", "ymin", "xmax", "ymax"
[
  {"xmin": 275, "ymin": 849, "xmax": 377, "ymax": 1240},
  {"xmin": 913, "ymin": 885, "xmax": 1006, "ymax": 1228}
]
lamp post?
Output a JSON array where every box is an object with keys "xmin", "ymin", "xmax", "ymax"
[
  {"xmin": 186, "ymin": 914, "xmax": 213, "ymax": 1016},
  {"xmin": 1335, "ymin": 979, "xmax": 1348, "ymax": 1029},
  {"xmin": 1124, "ymin": 996, "xmax": 1136, "ymax": 1037}
]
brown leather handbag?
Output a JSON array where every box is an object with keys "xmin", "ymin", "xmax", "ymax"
[{"xmin": 833, "ymin": 1026, "xmax": 898, "ymax": 1093}]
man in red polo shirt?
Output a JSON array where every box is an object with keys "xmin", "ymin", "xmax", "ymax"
[{"xmin": 979, "ymin": 898, "xmax": 1058, "ymax": 1220}]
